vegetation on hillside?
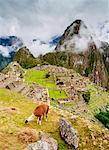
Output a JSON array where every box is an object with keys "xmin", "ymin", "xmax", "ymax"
[
  {"xmin": 40, "ymin": 51, "xmax": 109, "ymax": 89},
  {"xmin": 95, "ymin": 106, "xmax": 109, "ymax": 129},
  {"xmin": 42, "ymin": 52, "xmax": 68, "ymax": 67},
  {"xmin": 14, "ymin": 47, "xmax": 41, "ymax": 69}
]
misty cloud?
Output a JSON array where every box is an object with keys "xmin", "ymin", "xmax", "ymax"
[
  {"xmin": 0, "ymin": 45, "xmax": 10, "ymax": 57},
  {"xmin": 0, "ymin": 0, "xmax": 109, "ymax": 56}
]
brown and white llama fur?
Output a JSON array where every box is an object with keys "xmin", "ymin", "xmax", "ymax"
[{"xmin": 25, "ymin": 103, "xmax": 49, "ymax": 125}]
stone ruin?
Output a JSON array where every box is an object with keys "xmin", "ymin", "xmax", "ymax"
[
  {"xmin": 35, "ymin": 65, "xmax": 89, "ymax": 101},
  {"xmin": 6, "ymin": 61, "xmax": 25, "ymax": 79},
  {"xmin": 46, "ymin": 65, "xmax": 70, "ymax": 77},
  {"xmin": 5, "ymin": 80, "xmax": 25, "ymax": 92},
  {"xmin": 5, "ymin": 81, "xmax": 49, "ymax": 102},
  {"xmin": 37, "ymin": 65, "xmax": 89, "ymax": 114},
  {"xmin": 0, "ymin": 63, "xmax": 90, "ymax": 105},
  {"xmin": 25, "ymin": 83, "xmax": 49, "ymax": 101},
  {"xmin": 0, "ymin": 62, "xmax": 49, "ymax": 102}
]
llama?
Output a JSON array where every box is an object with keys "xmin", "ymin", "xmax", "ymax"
[{"xmin": 25, "ymin": 104, "xmax": 49, "ymax": 125}]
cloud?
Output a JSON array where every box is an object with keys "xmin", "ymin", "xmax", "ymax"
[
  {"xmin": 26, "ymin": 40, "xmax": 55, "ymax": 57},
  {"xmin": 0, "ymin": 45, "xmax": 10, "ymax": 57},
  {"xmin": 0, "ymin": 0, "xmax": 108, "ymax": 56}
]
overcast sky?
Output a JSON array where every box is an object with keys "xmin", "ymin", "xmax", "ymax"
[{"xmin": 0, "ymin": 0, "xmax": 109, "ymax": 56}]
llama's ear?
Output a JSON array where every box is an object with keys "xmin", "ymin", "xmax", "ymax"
[{"xmin": 25, "ymin": 120, "xmax": 28, "ymax": 124}]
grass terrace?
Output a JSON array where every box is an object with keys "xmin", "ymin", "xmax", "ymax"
[{"xmin": 24, "ymin": 68, "xmax": 68, "ymax": 100}]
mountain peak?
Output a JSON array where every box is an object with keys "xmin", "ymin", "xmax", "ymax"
[
  {"xmin": 73, "ymin": 19, "xmax": 82, "ymax": 24},
  {"xmin": 55, "ymin": 19, "xmax": 92, "ymax": 52}
]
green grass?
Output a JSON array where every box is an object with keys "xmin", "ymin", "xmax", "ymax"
[
  {"xmin": 0, "ymin": 88, "xmax": 69, "ymax": 150},
  {"xmin": 25, "ymin": 69, "xmax": 48, "ymax": 79},
  {"xmin": 95, "ymin": 110, "xmax": 109, "ymax": 129},
  {"xmin": 24, "ymin": 69, "xmax": 56, "ymax": 88},
  {"xmin": 87, "ymin": 84, "xmax": 109, "ymax": 115},
  {"xmin": 49, "ymin": 89, "xmax": 67, "ymax": 100}
]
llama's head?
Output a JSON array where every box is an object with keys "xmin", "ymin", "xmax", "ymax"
[
  {"xmin": 25, "ymin": 120, "xmax": 28, "ymax": 124},
  {"xmin": 25, "ymin": 113, "xmax": 35, "ymax": 124}
]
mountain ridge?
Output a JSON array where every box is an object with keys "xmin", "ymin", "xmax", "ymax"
[{"xmin": 55, "ymin": 19, "xmax": 109, "ymax": 89}]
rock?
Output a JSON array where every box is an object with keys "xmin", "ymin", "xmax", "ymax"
[
  {"xmin": 17, "ymin": 128, "xmax": 39, "ymax": 143},
  {"xmin": 98, "ymin": 137, "xmax": 103, "ymax": 142},
  {"xmin": 40, "ymin": 132, "xmax": 58, "ymax": 150},
  {"xmin": 70, "ymin": 115, "xmax": 78, "ymax": 120},
  {"xmin": 93, "ymin": 141, "xmax": 97, "ymax": 146},
  {"xmin": 82, "ymin": 141, "xmax": 86, "ymax": 146},
  {"xmin": 103, "ymin": 140, "xmax": 108, "ymax": 144},
  {"xmin": 59, "ymin": 118, "xmax": 79, "ymax": 149},
  {"xmin": 25, "ymin": 132, "xmax": 58, "ymax": 150},
  {"xmin": 0, "ymin": 107, "xmax": 20, "ymax": 114},
  {"xmin": 25, "ymin": 141, "xmax": 50, "ymax": 150}
]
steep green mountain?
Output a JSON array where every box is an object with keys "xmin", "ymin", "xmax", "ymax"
[
  {"xmin": 14, "ymin": 47, "xmax": 40, "ymax": 69},
  {"xmin": 41, "ymin": 50, "xmax": 109, "ymax": 89},
  {"xmin": 43, "ymin": 20, "xmax": 109, "ymax": 89},
  {"xmin": 101, "ymin": 42, "xmax": 109, "ymax": 73}
]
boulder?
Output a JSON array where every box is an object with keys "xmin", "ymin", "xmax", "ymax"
[
  {"xmin": 40, "ymin": 132, "xmax": 58, "ymax": 150},
  {"xmin": 25, "ymin": 141, "xmax": 50, "ymax": 150},
  {"xmin": 25, "ymin": 132, "xmax": 58, "ymax": 150},
  {"xmin": 17, "ymin": 128, "xmax": 39, "ymax": 143},
  {"xmin": 60, "ymin": 118, "xmax": 79, "ymax": 149}
]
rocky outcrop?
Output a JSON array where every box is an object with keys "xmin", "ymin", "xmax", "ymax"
[
  {"xmin": 59, "ymin": 118, "xmax": 79, "ymax": 149},
  {"xmin": 25, "ymin": 132, "xmax": 58, "ymax": 150},
  {"xmin": 17, "ymin": 128, "xmax": 39, "ymax": 143},
  {"xmin": 2, "ymin": 61, "xmax": 24, "ymax": 76},
  {"xmin": 39, "ymin": 132, "xmax": 58, "ymax": 150},
  {"xmin": 101, "ymin": 41, "xmax": 109, "ymax": 89},
  {"xmin": 55, "ymin": 19, "xmax": 93, "ymax": 52},
  {"xmin": 25, "ymin": 141, "xmax": 51, "ymax": 150}
]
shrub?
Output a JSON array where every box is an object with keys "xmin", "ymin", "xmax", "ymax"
[
  {"xmin": 82, "ymin": 91, "xmax": 90, "ymax": 103},
  {"xmin": 45, "ymin": 73, "xmax": 50, "ymax": 78},
  {"xmin": 95, "ymin": 110, "xmax": 109, "ymax": 129}
]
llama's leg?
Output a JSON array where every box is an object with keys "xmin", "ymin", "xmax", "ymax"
[
  {"xmin": 37, "ymin": 117, "xmax": 39, "ymax": 124},
  {"xmin": 45, "ymin": 108, "xmax": 49, "ymax": 121},
  {"xmin": 42, "ymin": 114, "xmax": 45, "ymax": 120},
  {"xmin": 45, "ymin": 115, "xmax": 47, "ymax": 122},
  {"xmin": 39, "ymin": 116, "xmax": 42, "ymax": 125}
]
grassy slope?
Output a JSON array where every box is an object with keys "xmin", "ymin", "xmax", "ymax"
[
  {"xmin": 0, "ymin": 89, "xmax": 68, "ymax": 150},
  {"xmin": 87, "ymin": 84, "xmax": 109, "ymax": 117},
  {"xmin": 0, "ymin": 89, "xmax": 109, "ymax": 150}
]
